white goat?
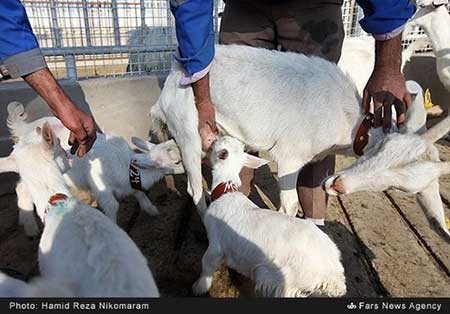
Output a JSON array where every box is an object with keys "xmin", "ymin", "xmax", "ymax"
[
  {"xmin": 193, "ymin": 136, "xmax": 346, "ymax": 297},
  {"xmin": 339, "ymin": 0, "xmax": 450, "ymax": 93},
  {"xmin": 3, "ymin": 102, "xmax": 184, "ymax": 235},
  {"xmin": 0, "ymin": 271, "xmax": 73, "ymax": 297},
  {"xmin": 324, "ymin": 114, "xmax": 450, "ymax": 238},
  {"xmin": 151, "ymin": 44, "xmax": 427, "ymax": 217},
  {"xmin": 0, "ymin": 123, "xmax": 159, "ymax": 297}
]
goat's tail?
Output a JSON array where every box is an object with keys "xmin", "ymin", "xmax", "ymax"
[
  {"xmin": 6, "ymin": 101, "xmax": 28, "ymax": 138},
  {"xmin": 421, "ymin": 114, "xmax": 450, "ymax": 143},
  {"xmin": 0, "ymin": 272, "xmax": 74, "ymax": 297},
  {"xmin": 0, "ymin": 156, "xmax": 17, "ymax": 173},
  {"xmin": 149, "ymin": 100, "xmax": 170, "ymax": 142}
]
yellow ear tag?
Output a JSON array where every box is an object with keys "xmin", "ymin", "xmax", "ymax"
[
  {"xmin": 424, "ymin": 88, "xmax": 434, "ymax": 109},
  {"xmin": 446, "ymin": 216, "xmax": 450, "ymax": 229}
]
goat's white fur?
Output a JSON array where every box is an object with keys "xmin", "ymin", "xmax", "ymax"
[
  {"xmin": 2, "ymin": 102, "xmax": 184, "ymax": 235},
  {"xmin": 193, "ymin": 136, "xmax": 346, "ymax": 297},
  {"xmin": 151, "ymin": 44, "xmax": 427, "ymax": 216},
  {"xmin": 0, "ymin": 124, "xmax": 159, "ymax": 297},
  {"xmin": 324, "ymin": 114, "xmax": 450, "ymax": 238}
]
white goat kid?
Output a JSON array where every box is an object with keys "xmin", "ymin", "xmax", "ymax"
[
  {"xmin": 339, "ymin": 0, "xmax": 450, "ymax": 93},
  {"xmin": 193, "ymin": 136, "xmax": 346, "ymax": 297},
  {"xmin": 4, "ymin": 123, "xmax": 159, "ymax": 297},
  {"xmin": 151, "ymin": 44, "xmax": 427, "ymax": 216},
  {"xmin": 324, "ymin": 114, "xmax": 450, "ymax": 238},
  {"xmin": 4, "ymin": 102, "xmax": 184, "ymax": 232}
]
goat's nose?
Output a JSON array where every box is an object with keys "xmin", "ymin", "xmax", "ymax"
[{"xmin": 330, "ymin": 176, "xmax": 346, "ymax": 195}]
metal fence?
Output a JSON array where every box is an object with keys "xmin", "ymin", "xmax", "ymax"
[{"xmin": 20, "ymin": 0, "xmax": 446, "ymax": 80}]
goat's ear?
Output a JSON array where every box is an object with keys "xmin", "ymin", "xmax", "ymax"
[
  {"xmin": 217, "ymin": 149, "xmax": 228, "ymax": 160},
  {"xmin": 42, "ymin": 123, "xmax": 55, "ymax": 149},
  {"xmin": 131, "ymin": 137, "xmax": 155, "ymax": 152},
  {"xmin": 243, "ymin": 153, "xmax": 269, "ymax": 169}
]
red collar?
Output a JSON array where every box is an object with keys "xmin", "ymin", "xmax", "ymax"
[
  {"xmin": 211, "ymin": 181, "xmax": 239, "ymax": 201},
  {"xmin": 353, "ymin": 113, "xmax": 374, "ymax": 156},
  {"xmin": 44, "ymin": 193, "xmax": 69, "ymax": 221},
  {"xmin": 49, "ymin": 193, "xmax": 69, "ymax": 206}
]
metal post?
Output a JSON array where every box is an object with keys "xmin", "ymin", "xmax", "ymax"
[
  {"xmin": 140, "ymin": 0, "xmax": 146, "ymax": 27},
  {"xmin": 214, "ymin": 0, "xmax": 219, "ymax": 42},
  {"xmin": 82, "ymin": 0, "xmax": 92, "ymax": 46},
  {"xmin": 49, "ymin": 0, "xmax": 62, "ymax": 48},
  {"xmin": 166, "ymin": 0, "xmax": 174, "ymax": 45},
  {"xmin": 111, "ymin": 0, "xmax": 121, "ymax": 46},
  {"xmin": 64, "ymin": 54, "xmax": 77, "ymax": 80}
]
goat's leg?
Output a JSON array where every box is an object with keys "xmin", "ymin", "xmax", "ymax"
[
  {"xmin": 173, "ymin": 134, "xmax": 206, "ymax": 213},
  {"xmin": 192, "ymin": 246, "xmax": 223, "ymax": 295},
  {"xmin": 16, "ymin": 181, "xmax": 38, "ymax": 237},
  {"xmin": 0, "ymin": 156, "xmax": 17, "ymax": 173},
  {"xmin": 416, "ymin": 180, "xmax": 450, "ymax": 238},
  {"xmin": 96, "ymin": 191, "xmax": 120, "ymax": 222},
  {"xmin": 277, "ymin": 162, "xmax": 303, "ymax": 216},
  {"xmin": 133, "ymin": 190, "xmax": 159, "ymax": 216}
]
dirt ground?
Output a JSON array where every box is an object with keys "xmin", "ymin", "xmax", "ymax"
[{"xmin": 0, "ymin": 132, "xmax": 449, "ymax": 297}]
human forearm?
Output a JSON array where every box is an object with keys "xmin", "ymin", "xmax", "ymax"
[
  {"xmin": 23, "ymin": 68, "xmax": 97, "ymax": 157},
  {"xmin": 374, "ymin": 34, "xmax": 402, "ymax": 71},
  {"xmin": 192, "ymin": 73, "xmax": 212, "ymax": 108},
  {"xmin": 23, "ymin": 68, "xmax": 74, "ymax": 115}
]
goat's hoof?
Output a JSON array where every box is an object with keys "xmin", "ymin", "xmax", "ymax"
[
  {"xmin": 278, "ymin": 206, "xmax": 298, "ymax": 217},
  {"xmin": 22, "ymin": 222, "xmax": 39, "ymax": 238},
  {"xmin": 192, "ymin": 278, "xmax": 210, "ymax": 296},
  {"xmin": 142, "ymin": 205, "xmax": 159, "ymax": 216},
  {"xmin": 323, "ymin": 176, "xmax": 346, "ymax": 195}
]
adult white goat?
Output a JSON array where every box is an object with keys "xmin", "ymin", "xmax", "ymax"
[
  {"xmin": 193, "ymin": 136, "xmax": 346, "ymax": 297},
  {"xmin": 151, "ymin": 44, "xmax": 427, "ymax": 217},
  {"xmin": 339, "ymin": 0, "xmax": 450, "ymax": 93},
  {"xmin": 323, "ymin": 114, "xmax": 450, "ymax": 239},
  {"xmin": 3, "ymin": 102, "xmax": 184, "ymax": 235},
  {"xmin": 0, "ymin": 123, "xmax": 159, "ymax": 297}
]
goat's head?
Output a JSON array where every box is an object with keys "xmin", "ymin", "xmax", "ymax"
[
  {"xmin": 323, "ymin": 128, "xmax": 448, "ymax": 196},
  {"xmin": 210, "ymin": 136, "xmax": 269, "ymax": 174},
  {"xmin": 13, "ymin": 122, "xmax": 71, "ymax": 220},
  {"xmin": 15, "ymin": 122, "xmax": 71, "ymax": 175},
  {"xmin": 131, "ymin": 137, "xmax": 184, "ymax": 174}
]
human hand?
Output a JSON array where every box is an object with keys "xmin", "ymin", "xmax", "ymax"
[
  {"xmin": 197, "ymin": 100, "xmax": 218, "ymax": 151},
  {"xmin": 362, "ymin": 67, "xmax": 412, "ymax": 133},
  {"xmin": 54, "ymin": 103, "xmax": 97, "ymax": 157}
]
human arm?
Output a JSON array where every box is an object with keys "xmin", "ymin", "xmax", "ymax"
[
  {"xmin": 0, "ymin": 0, "xmax": 96, "ymax": 157},
  {"xmin": 170, "ymin": 0, "xmax": 218, "ymax": 151},
  {"xmin": 356, "ymin": 0, "xmax": 416, "ymax": 131}
]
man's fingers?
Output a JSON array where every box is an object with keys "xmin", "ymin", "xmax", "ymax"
[
  {"xmin": 362, "ymin": 88, "xmax": 371, "ymax": 113},
  {"xmin": 394, "ymin": 98, "xmax": 406, "ymax": 127},
  {"xmin": 382, "ymin": 101, "xmax": 392, "ymax": 133},
  {"xmin": 69, "ymin": 124, "xmax": 89, "ymax": 156},
  {"xmin": 373, "ymin": 100, "xmax": 383, "ymax": 127},
  {"xmin": 206, "ymin": 120, "xmax": 219, "ymax": 134},
  {"xmin": 77, "ymin": 145, "xmax": 87, "ymax": 158},
  {"xmin": 70, "ymin": 137, "xmax": 79, "ymax": 155},
  {"xmin": 403, "ymin": 92, "xmax": 412, "ymax": 110},
  {"xmin": 68, "ymin": 132, "xmax": 76, "ymax": 146}
]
